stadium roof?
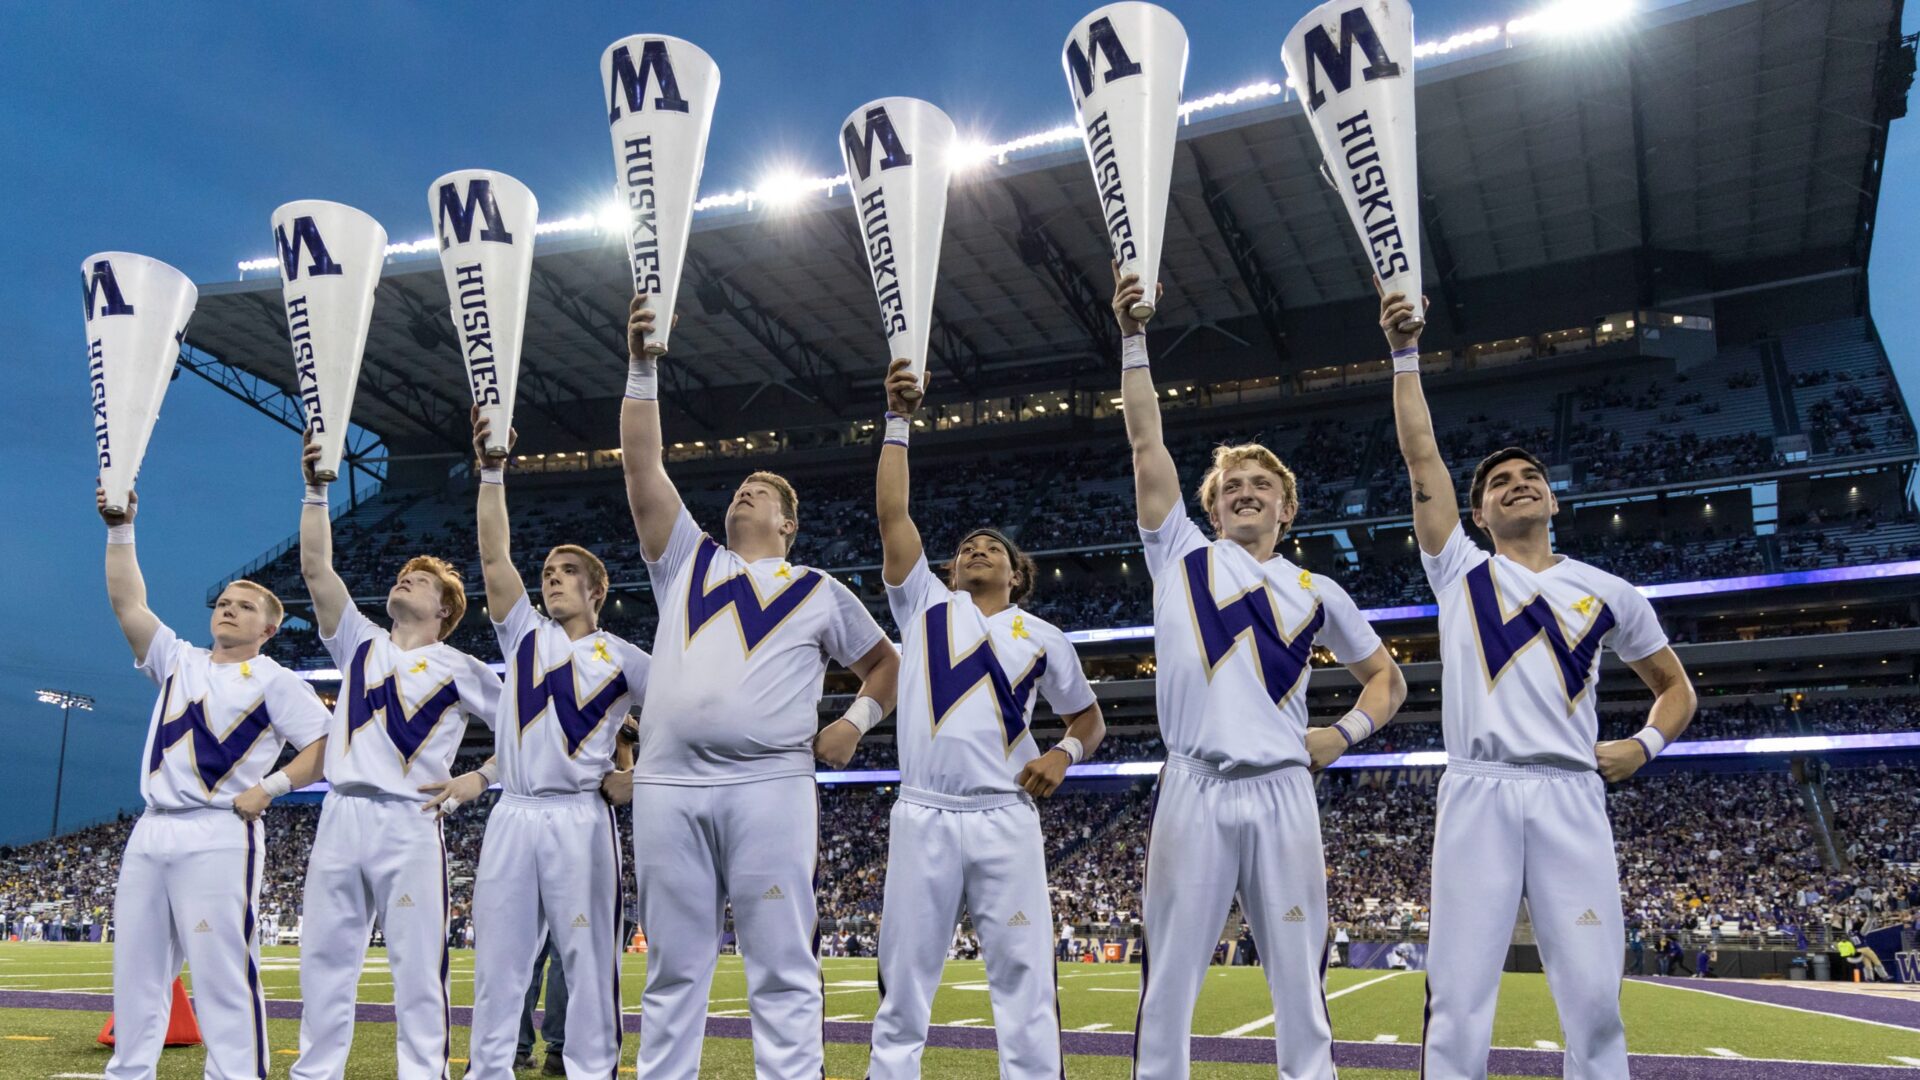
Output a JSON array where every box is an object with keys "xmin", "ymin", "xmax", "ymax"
[{"xmin": 184, "ymin": 0, "xmax": 1909, "ymax": 452}]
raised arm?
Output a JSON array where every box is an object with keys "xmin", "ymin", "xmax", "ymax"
[
  {"xmin": 98, "ymin": 486, "xmax": 160, "ymax": 662},
  {"xmin": 619, "ymin": 301, "xmax": 685, "ymax": 561},
  {"xmin": 472, "ymin": 408, "xmax": 526, "ymax": 617},
  {"xmin": 298, "ymin": 434, "xmax": 352, "ymax": 638},
  {"xmin": 1113, "ymin": 266, "xmax": 1180, "ymax": 531},
  {"xmin": 876, "ymin": 358, "xmax": 926, "ymax": 586},
  {"xmin": 1380, "ymin": 287, "xmax": 1458, "ymax": 554}
]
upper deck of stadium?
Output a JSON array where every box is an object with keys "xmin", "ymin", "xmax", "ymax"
[{"xmin": 179, "ymin": 0, "xmax": 1913, "ymax": 460}]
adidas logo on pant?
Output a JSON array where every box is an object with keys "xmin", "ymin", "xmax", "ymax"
[
  {"xmin": 1282, "ymin": 906, "xmax": 1306, "ymax": 923},
  {"xmin": 1008, "ymin": 911, "xmax": 1030, "ymax": 927},
  {"xmin": 397, "ymin": 894, "xmax": 415, "ymax": 908},
  {"xmin": 192, "ymin": 919, "xmax": 212, "ymax": 933},
  {"xmin": 572, "ymin": 913, "xmax": 590, "ymax": 928},
  {"xmin": 1575, "ymin": 909, "xmax": 1602, "ymax": 926},
  {"xmin": 763, "ymin": 885, "xmax": 785, "ymax": 901}
]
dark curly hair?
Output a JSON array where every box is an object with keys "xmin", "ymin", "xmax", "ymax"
[{"xmin": 945, "ymin": 528, "xmax": 1038, "ymax": 605}]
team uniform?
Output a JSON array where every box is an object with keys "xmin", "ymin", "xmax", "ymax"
[
  {"xmin": 868, "ymin": 555, "xmax": 1097, "ymax": 1080},
  {"xmin": 291, "ymin": 606, "xmax": 501, "ymax": 1080},
  {"xmin": 466, "ymin": 596, "xmax": 648, "ymax": 1080},
  {"xmin": 107, "ymin": 623, "xmax": 329, "ymax": 1080},
  {"xmin": 1419, "ymin": 524, "xmax": 1667, "ymax": 1080},
  {"xmin": 1131, "ymin": 512, "xmax": 1382, "ymax": 1080},
  {"xmin": 633, "ymin": 507, "xmax": 886, "ymax": 1080}
]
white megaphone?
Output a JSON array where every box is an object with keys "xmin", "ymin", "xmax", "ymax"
[
  {"xmin": 429, "ymin": 170, "xmax": 537, "ymax": 458},
  {"xmin": 602, "ymin": 35, "xmax": 720, "ymax": 357},
  {"xmin": 82, "ymin": 252, "xmax": 196, "ymax": 515},
  {"xmin": 271, "ymin": 200, "xmax": 387, "ymax": 481},
  {"xmin": 839, "ymin": 97, "xmax": 954, "ymax": 395}
]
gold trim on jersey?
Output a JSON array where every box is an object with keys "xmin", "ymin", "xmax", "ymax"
[
  {"xmin": 1182, "ymin": 546, "xmax": 1323, "ymax": 711},
  {"xmin": 1464, "ymin": 560, "xmax": 1611, "ymax": 714},
  {"xmin": 921, "ymin": 604, "xmax": 1044, "ymax": 759},
  {"xmin": 517, "ymin": 636, "xmax": 627, "ymax": 760}
]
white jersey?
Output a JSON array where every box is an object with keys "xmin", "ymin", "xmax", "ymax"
[
  {"xmin": 1141, "ymin": 512, "xmax": 1381, "ymax": 770},
  {"xmin": 887, "ymin": 555, "xmax": 1098, "ymax": 797},
  {"xmin": 1423, "ymin": 523, "xmax": 1669, "ymax": 770},
  {"xmin": 135, "ymin": 623, "xmax": 330, "ymax": 811},
  {"xmin": 637, "ymin": 507, "xmax": 887, "ymax": 785},
  {"xmin": 319, "ymin": 605, "xmax": 502, "ymax": 800},
  {"xmin": 493, "ymin": 595, "xmax": 650, "ymax": 798}
]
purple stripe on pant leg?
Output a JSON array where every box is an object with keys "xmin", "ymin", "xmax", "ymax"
[
  {"xmin": 244, "ymin": 821, "xmax": 267, "ymax": 1079},
  {"xmin": 439, "ymin": 817, "xmax": 452, "ymax": 1080},
  {"xmin": 608, "ymin": 803, "xmax": 624, "ymax": 1075},
  {"xmin": 1128, "ymin": 773, "xmax": 1165, "ymax": 1079}
]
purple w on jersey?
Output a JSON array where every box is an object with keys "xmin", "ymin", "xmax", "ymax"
[
  {"xmin": 1183, "ymin": 547, "xmax": 1324, "ymax": 706},
  {"xmin": 343, "ymin": 639, "xmax": 463, "ymax": 766},
  {"xmin": 685, "ymin": 537, "xmax": 824, "ymax": 652},
  {"xmin": 147, "ymin": 674, "xmax": 275, "ymax": 791},
  {"xmin": 513, "ymin": 634, "xmax": 629, "ymax": 756},
  {"xmin": 924, "ymin": 602, "xmax": 1046, "ymax": 747},
  {"xmin": 1464, "ymin": 561, "xmax": 1615, "ymax": 700}
]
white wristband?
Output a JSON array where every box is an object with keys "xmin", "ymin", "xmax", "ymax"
[
  {"xmin": 477, "ymin": 759, "xmax": 500, "ymax": 784},
  {"xmin": 1631, "ymin": 727, "xmax": 1668, "ymax": 762},
  {"xmin": 106, "ymin": 524, "xmax": 134, "ymax": 545},
  {"xmin": 260, "ymin": 771, "xmax": 293, "ymax": 798},
  {"xmin": 840, "ymin": 696, "xmax": 884, "ymax": 735},
  {"xmin": 883, "ymin": 412, "xmax": 910, "ymax": 448},
  {"xmin": 302, "ymin": 483, "xmax": 328, "ymax": 507},
  {"xmin": 626, "ymin": 356, "xmax": 659, "ymax": 401},
  {"xmin": 1120, "ymin": 334, "xmax": 1149, "ymax": 371},
  {"xmin": 1391, "ymin": 347, "xmax": 1420, "ymax": 375},
  {"xmin": 1332, "ymin": 708, "xmax": 1377, "ymax": 747},
  {"xmin": 1053, "ymin": 736, "xmax": 1086, "ymax": 765},
  {"xmin": 479, "ymin": 467, "xmax": 504, "ymax": 486}
]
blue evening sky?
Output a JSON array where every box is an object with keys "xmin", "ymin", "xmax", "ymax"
[{"xmin": 1, "ymin": 2, "xmax": 1914, "ymax": 844}]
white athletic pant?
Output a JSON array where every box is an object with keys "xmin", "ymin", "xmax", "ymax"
[
  {"xmin": 467, "ymin": 791, "xmax": 625, "ymax": 1080},
  {"xmin": 632, "ymin": 775, "xmax": 820, "ymax": 1080},
  {"xmin": 869, "ymin": 789, "xmax": 1060, "ymax": 1080},
  {"xmin": 106, "ymin": 808, "xmax": 268, "ymax": 1080},
  {"xmin": 291, "ymin": 793, "xmax": 451, "ymax": 1080},
  {"xmin": 1422, "ymin": 758, "xmax": 1628, "ymax": 1080},
  {"xmin": 1132, "ymin": 757, "xmax": 1333, "ymax": 1080}
]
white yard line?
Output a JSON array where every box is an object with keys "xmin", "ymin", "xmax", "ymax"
[
  {"xmin": 1704, "ymin": 1047, "xmax": 1744, "ymax": 1058},
  {"xmin": 1888, "ymin": 1056, "xmax": 1920, "ymax": 1066},
  {"xmin": 1086, "ymin": 987, "xmax": 1139, "ymax": 993},
  {"xmin": 1074, "ymin": 1022, "xmax": 1114, "ymax": 1032},
  {"xmin": 1534, "ymin": 1040, "xmax": 1560, "ymax": 1050},
  {"xmin": 944, "ymin": 1018, "xmax": 988, "ymax": 1026},
  {"xmin": 1633, "ymin": 979, "xmax": 1920, "ymax": 1034},
  {"xmin": 1373, "ymin": 1034, "xmax": 1400, "ymax": 1043},
  {"xmin": 1216, "ymin": 972, "xmax": 1406, "ymax": 1038},
  {"xmin": 826, "ymin": 1013, "xmax": 864, "ymax": 1021}
]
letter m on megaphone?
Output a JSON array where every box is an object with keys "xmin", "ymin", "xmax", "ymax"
[
  {"xmin": 607, "ymin": 40, "xmax": 691, "ymax": 123},
  {"xmin": 82, "ymin": 260, "xmax": 135, "ymax": 321},
  {"xmin": 1299, "ymin": 7, "xmax": 1402, "ymax": 112},
  {"xmin": 437, "ymin": 180, "xmax": 515, "ymax": 250},
  {"xmin": 842, "ymin": 106, "xmax": 914, "ymax": 182},
  {"xmin": 1065, "ymin": 17, "xmax": 1143, "ymax": 104},
  {"xmin": 276, "ymin": 217, "xmax": 344, "ymax": 282}
]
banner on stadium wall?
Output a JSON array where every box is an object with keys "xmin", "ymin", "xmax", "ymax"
[
  {"xmin": 430, "ymin": 170, "xmax": 537, "ymax": 457},
  {"xmin": 602, "ymin": 34, "xmax": 720, "ymax": 357},
  {"xmin": 1063, "ymin": 2, "xmax": 1186, "ymax": 324},
  {"xmin": 1348, "ymin": 939, "xmax": 1428, "ymax": 970},
  {"xmin": 1282, "ymin": 0, "xmax": 1424, "ymax": 327},
  {"xmin": 839, "ymin": 97, "xmax": 953, "ymax": 391},
  {"xmin": 82, "ymin": 252, "xmax": 196, "ymax": 514},
  {"xmin": 270, "ymin": 201, "xmax": 387, "ymax": 481}
]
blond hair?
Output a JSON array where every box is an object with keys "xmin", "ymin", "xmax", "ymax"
[
  {"xmin": 1197, "ymin": 443, "xmax": 1299, "ymax": 538},
  {"xmin": 742, "ymin": 470, "xmax": 800, "ymax": 553},
  {"xmin": 397, "ymin": 555, "xmax": 469, "ymax": 640},
  {"xmin": 547, "ymin": 545, "xmax": 610, "ymax": 613},
  {"xmin": 224, "ymin": 580, "xmax": 284, "ymax": 626}
]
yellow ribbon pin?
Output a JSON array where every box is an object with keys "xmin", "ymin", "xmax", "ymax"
[
  {"xmin": 1011, "ymin": 615, "xmax": 1030, "ymax": 640},
  {"xmin": 1572, "ymin": 595, "xmax": 1597, "ymax": 617},
  {"xmin": 592, "ymin": 640, "xmax": 611, "ymax": 664},
  {"xmin": 239, "ymin": 661, "xmax": 252, "ymax": 678},
  {"xmin": 1298, "ymin": 570, "xmax": 1315, "ymax": 591},
  {"xmin": 775, "ymin": 563, "xmax": 792, "ymax": 581},
  {"xmin": 411, "ymin": 659, "xmax": 429, "ymax": 675}
]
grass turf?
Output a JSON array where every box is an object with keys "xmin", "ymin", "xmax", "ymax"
[{"xmin": 0, "ymin": 943, "xmax": 1916, "ymax": 1077}]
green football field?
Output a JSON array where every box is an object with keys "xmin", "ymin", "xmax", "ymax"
[{"xmin": 1, "ymin": 943, "xmax": 1916, "ymax": 1077}]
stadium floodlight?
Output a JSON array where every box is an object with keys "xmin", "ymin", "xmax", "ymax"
[{"xmin": 33, "ymin": 688, "xmax": 94, "ymax": 840}]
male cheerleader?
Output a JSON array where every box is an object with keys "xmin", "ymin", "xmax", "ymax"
[
  {"xmin": 1376, "ymin": 287, "xmax": 1696, "ymax": 1080},
  {"xmin": 619, "ymin": 303, "xmax": 899, "ymax": 1079},
  {"xmin": 865, "ymin": 359, "xmax": 1107, "ymax": 1079},
  {"xmin": 97, "ymin": 485, "xmax": 330, "ymax": 1080},
  {"xmin": 437, "ymin": 411, "xmax": 649, "ymax": 1080},
  {"xmin": 1112, "ymin": 270, "xmax": 1408, "ymax": 1080},
  {"xmin": 289, "ymin": 435, "xmax": 502, "ymax": 1080}
]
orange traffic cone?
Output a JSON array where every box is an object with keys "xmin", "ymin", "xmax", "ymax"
[{"xmin": 97, "ymin": 978, "xmax": 202, "ymax": 1047}]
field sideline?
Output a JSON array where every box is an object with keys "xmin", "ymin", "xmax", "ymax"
[{"xmin": 0, "ymin": 944, "xmax": 1916, "ymax": 1078}]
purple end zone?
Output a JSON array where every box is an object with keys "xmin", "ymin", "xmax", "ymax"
[
  {"xmin": 1629, "ymin": 976, "xmax": 1920, "ymax": 1030},
  {"xmin": 8, "ymin": 989, "xmax": 1917, "ymax": 1078}
]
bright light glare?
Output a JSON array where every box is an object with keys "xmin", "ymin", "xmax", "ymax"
[
  {"xmin": 596, "ymin": 198, "xmax": 627, "ymax": 235},
  {"xmin": 949, "ymin": 137, "xmax": 996, "ymax": 171},
  {"xmin": 1508, "ymin": 0, "xmax": 1634, "ymax": 37}
]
